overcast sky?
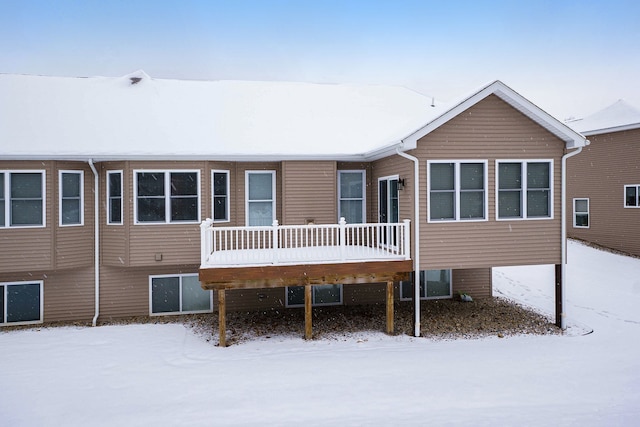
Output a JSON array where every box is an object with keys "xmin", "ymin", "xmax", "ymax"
[{"xmin": 2, "ymin": 0, "xmax": 639, "ymax": 119}]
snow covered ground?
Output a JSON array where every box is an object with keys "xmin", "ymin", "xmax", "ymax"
[{"xmin": 1, "ymin": 240, "xmax": 639, "ymax": 426}]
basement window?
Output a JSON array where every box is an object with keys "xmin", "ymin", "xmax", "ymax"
[
  {"xmin": 0, "ymin": 281, "xmax": 43, "ymax": 326},
  {"xmin": 286, "ymin": 285, "xmax": 343, "ymax": 307},
  {"xmin": 400, "ymin": 270, "xmax": 452, "ymax": 300},
  {"xmin": 149, "ymin": 274, "xmax": 212, "ymax": 315}
]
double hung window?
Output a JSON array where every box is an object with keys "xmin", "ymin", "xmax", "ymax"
[
  {"xmin": 212, "ymin": 170, "xmax": 230, "ymax": 222},
  {"xmin": 286, "ymin": 284, "xmax": 343, "ymax": 307},
  {"xmin": 338, "ymin": 171, "xmax": 365, "ymax": 223},
  {"xmin": 59, "ymin": 171, "xmax": 83, "ymax": 226},
  {"xmin": 149, "ymin": 274, "xmax": 212, "ymax": 315},
  {"xmin": 625, "ymin": 185, "xmax": 640, "ymax": 207},
  {"xmin": 497, "ymin": 160, "xmax": 553, "ymax": 219},
  {"xmin": 246, "ymin": 171, "xmax": 275, "ymax": 226},
  {"xmin": 573, "ymin": 198, "xmax": 589, "ymax": 228},
  {"xmin": 0, "ymin": 281, "xmax": 43, "ymax": 326},
  {"xmin": 428, "ymin": 161, "xmax": 487, "ymax": 222},
  {"xmin": 0, "ymin": 171, "xmax": 45, "ymax": 228},
  {"xmin": 107, "ymin": 171, "xmax": 123, "ymax": 225},
  {"xmin": 135, "ymin": 171, "xmax": 200, "ymax": 224}
]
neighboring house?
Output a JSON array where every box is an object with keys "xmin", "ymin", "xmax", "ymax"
[
  {"xmin": 0, "ymin": 71, "xmax": 586, "ymax": 341},
  {"xmin": 566, "ymin": 100, "xmax": 640, "ymax": 257}
]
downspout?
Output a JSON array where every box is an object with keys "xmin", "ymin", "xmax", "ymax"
[
  {"xmin": 88, "ymin": 159, "xmax": 100, "ymax": 327},
  {"xmin": 560, "ymin": 145, "xmax": 585, "ymax": 330},
  {"xmin": 396, "ymin": 145, "xmax": 421, "ymax": 337}
]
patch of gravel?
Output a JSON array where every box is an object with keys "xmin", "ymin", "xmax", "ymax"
[
  {"xmin": 182, "ymin": 296, "xmax": 560, "ymax": 345},
  {"xmin": 15, "ymin": 296, "xmax": 559, "ymax": 345}
]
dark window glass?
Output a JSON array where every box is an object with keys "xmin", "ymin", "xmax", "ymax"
[
  {"xmin": 626, "ymin": 186, "xmax": 638, "ymax": 207},
  {"xmin": 108, "ymin": 172, "xmax": 122, "ymax": 224},
  {"xmin": 6, "ymin": 283, "xmax": 40, "ymax": 323},
  {"xmin": 287, "ymin": 286, "xmax": 305, "ymax": 306},
  {"xmin": 151, "ymin": 277, "xmax": 180, "ymax": 313},
  {"xmin": 10, "ymin": 173, "xmax": 43, "ymax": 226},
  {"xmin": 0, "ymin": 286, "xmax": 4, "ymax": 322},
  {"xmin": 213, "ymin": 172, "xmax": 228, "ymax": 221},
  {"xmin": 170, "ymin": 173, "xmax": 198, "ymax": 222}
]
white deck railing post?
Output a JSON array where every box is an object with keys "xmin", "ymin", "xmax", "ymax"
[
  {"xmin": 200, "ymin": 218, "xmax": 213, "ymax": 266},
  {"xmin": 272, "ymin": 219, "xmax": 279, "ymax": 264},
  {"xmin": 339, "ymin": 217, "xmax": 346, "ymax": 261},
  {"xmin": 403, "ymin": 219, "xmax": 411, "ymax": 260}
]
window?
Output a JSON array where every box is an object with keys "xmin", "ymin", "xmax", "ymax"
[
  {"xmin": 1, "ymin": 281, "xmax": 43, "ymax": 326},
  {"xmin": 59, "ymin": 171, "xmax": 83, "ymax": 226},
  {"xmin": 149, "ymin": 274, "xmax": 212, "ymax": 315},
  {"xmin": 338, "ymin": 171, "xmax": 365, "ymax": 223},
  {"xmin": 246, "ymin": 171, "xmax": 275, "ymax": 226},
  {"xmin": 624, "ymin": 185, "xmax": 640, "ymax": 207},
  {"xmin": 400, "ymin": 270, "xmax": 452, "ymax": 300},
  {"xmin": 0, "ymin": 171, "xmax": 45, "ymax": 228},
  {"xmin": 107, "ymin": 171, "xmax": 123, "ymax": 225},
  {"xmin": 212, "ymin": 170, "xmax": 230, "ymax": 222},
  {"xmin": 497, "ymin": 160, "xmax": 553, "ymax": 219},
  {"xmin": 134, "ymin": 171, "xmax": 200, "ymax": 224},
  {"xmin": 286, "ymin": 285, "xmax": 343, "ymax": 307},
  {"xmin": 573, "ymin": 198, "xmax": 589, "ymax": 228},
  {"xmin": 428, "ymin": 161, "xmax": 487, "ymax": 222}
]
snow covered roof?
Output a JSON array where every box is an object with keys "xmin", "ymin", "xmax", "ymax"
[
  {"xmin": 0, "ymin": 71, "xmax": 586, "ymax": 161},
  {"xmin": 0, "ymin": 71, "xmax": 439, "ymax": 161},
  {"xmin": 566, "ymin": 100, "xmax": 640, "ymax": 136}
]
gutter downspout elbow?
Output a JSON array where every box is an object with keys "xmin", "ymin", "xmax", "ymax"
[
  {"xmin": 88, "ymin": 159, "xmax": 100, "ymax": 327},
  {"xmin": 396, "ymin": 146, "xmax": 421, "ymax": 337},
  {"xmin": 560, "ymin": 145, "xmax": 584, "ymax": 330}
]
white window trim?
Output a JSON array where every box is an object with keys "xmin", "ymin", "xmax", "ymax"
[
  {"xmin": 285, "ymin": 284, "xmax": 344, "ymax": 308},
  {"xmin": 427, "ymin": 160, "xmax": 488, "ymax": 223},
  {"xmin": 107, "ymin": 170, "xmax": 123, "ymax": 225},
  {"xmin": 59, "ymin": 170, "xmax": 84, "ymax": 227},
  {"xmin": 573, "ymin": 198, "xmax": 590, "ymax": 228},
  {"xmin": 399, "ymin": 269, "xmax": 452, "ymax": 301},
  {"xmin": 211, "ymin": 170, "xmax": 230, "ymax": 223},
  {"xmin": 338, "ymin": 170, "xmax": 366, "ymax": 223},
  {"xmin": 0, "ymin": 170, "xmax": 46, "ymax": 229},
  {"xmin": 245, "ymin": 170, "xmax": 276, "ymax": 226},
  {"xmin": 495, "ymin": 159, "xmax": 555, "ymax": 221},
  {"xmin": 624, "ymin": 184, "xmax": 640, "ymax": 208},
  {"xmin": 148, "ymin": 273, "xmax": 213, "ymax": 316},
  {"xmin": 0, "ymin": 280, "xmax": 44, "ymax": 326},
  {"xmin": 133, "ymin": 170, "xmax": 201, "ymax": 225}
]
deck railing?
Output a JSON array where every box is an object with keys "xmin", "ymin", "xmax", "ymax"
[{"xmin": 200, "ymin": 218, "xmax": 411, "ymax": 267}]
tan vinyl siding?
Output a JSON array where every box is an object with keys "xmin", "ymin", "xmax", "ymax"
[
  {"xmin": 0, "ymin": 161, "xmax": 54, "ymax": 272},
  {"xmin": 343, "ymin": 282, "xmax": 387, "ymax": 305},
  {"xmin": 235, "ymin": 162, "xmax": 283, "ymax": 226},
  {"xmin": 101, "ymin": 162, "xmax": 129, "ymax": 267},
  {"xmin": 452, "ymin": 268, "xmax": 492, "ymax": 299},
  {"xmin": 567, "ymin": 128, "xmax": 640, "ymax": 257},
  {"xmin": 54, "ymin": 161, "xmax": 94, "ymax": 269},
  {"xmin": 127, "ymin": 161, "xmax": 205, "ymax": 267},
  {"xmin": 372, "ymin": 155, "xmax": 415, "ymax": 223},
  {"xmin": 411, "ymin": 95, "xmax": 565, "ymax": 269},
  {"xmin": 282, "ymin": 161, "xmax": 337, "ymax": 224},
  {"xmin": 338, "ymin": 162, "xmax": 373, "ymax": 222},
  {"xmin": 0, "ymin": 267, "xmax": 95, "ymax": 323},
  {"xmin": 99, "ymin": 265, "xmax": 200, "ymax": 319}
]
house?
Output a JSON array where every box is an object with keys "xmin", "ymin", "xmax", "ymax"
[
  {"xmin": 566, "ymin": 100, "xmax": 640, "ymax": 257},
  {"xmin": 0, "ymin": 71, "xmax": 587, "ymax": 343}
]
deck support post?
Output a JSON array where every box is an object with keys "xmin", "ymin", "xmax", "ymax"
[
  {"xmin": 386, "ymin": 281, "xmax": 394, "ymax": 334},
  {"xmin": 218, "ymin": 289, "xmax": 226, "ymax": 347},
  {"xmin": 304, "ymin": 284, "xmax": 312, "ymax": 340},
  {"xmin": 555, "ymin": 264, "xmax": 563, "ymax": 328}
]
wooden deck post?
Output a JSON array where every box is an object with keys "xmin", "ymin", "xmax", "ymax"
[
  {"xmin": 218, "ymin": 289, "xmax": 226, "ymax": 347},
  {"xmin": 386, "ymin": 281, "xmax": 394, "ymax": 334},
  {"xmin": 304, "ymin": 284, "xmax": 312, "ymax": 340}
]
